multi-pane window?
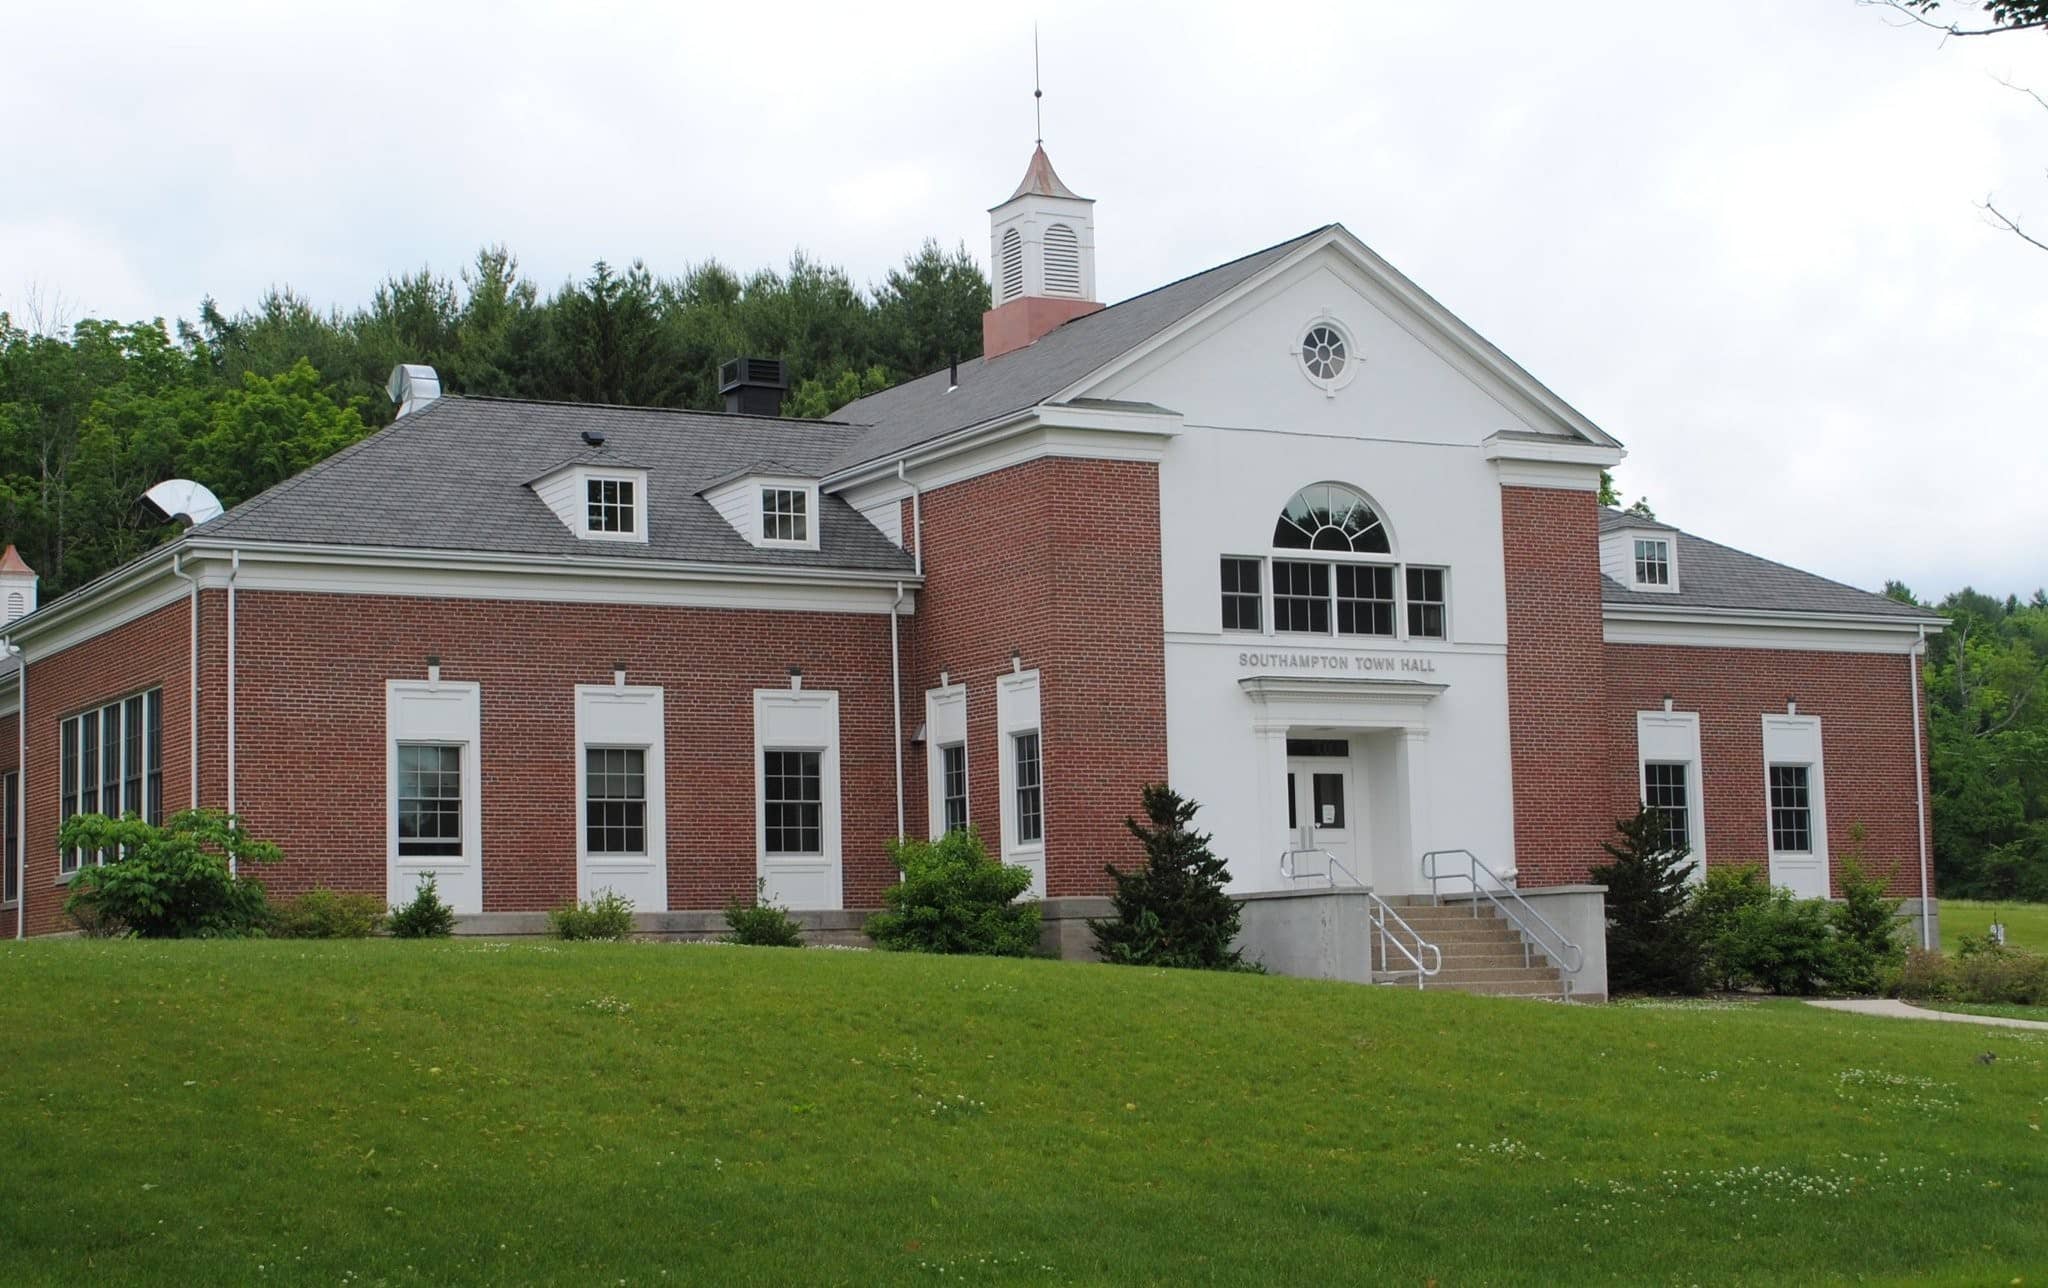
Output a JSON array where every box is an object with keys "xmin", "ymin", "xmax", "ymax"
[
  {"xmin": 1272, "ymin": 560, "xmax": 1330, "ymax": 634},
  {"xmin": 762, "ymin": 487, "xmax": 809, "ymax": 543},
  {"xmin": 3, "ymin": 770, "xmax": 17, "ymax": 905},
  {"xmin": 1634, "ymin": 538, "xmax": 1670, "ymax": 587},
  {"xmin": 1220, "ymin": 557, "xmax": 1262, "ymax": 632},
  {"xmin": 1768, "ymin": 765, "xmax": 1812, "ymax": 854},
  {"xmin": 1643, "ymin": 762, "xmax": 1690, "ymax": 853},
  {"xmin": 396, "ymin": 743, "xmax": 463, "ymax": 857},
  {"xmin": 940, "ymin": 744, "xmax": 968, "ymax": 834},
  {"xmin": 764, "ymin": 750, "xmax": 822, "ymax": 854},
  {"xmin": 1407, "ymin": 567, "xmax": 1447, "ymax": 639},
  {"xmin": 586, "ymin": 477, "xmax": 637, "ymax": 534},
  {"xmin": 58, "ymin": 690, "xmax": 162, "ymax": 873},
  {"xmin": 1335, "ymin": 564, "xmax": 1396, "ymax": 637},
  {"xmin": 585, "ymin": 747, "xmax": 648, "ymax": 855},
  {"xmin": 1013, "ymin": 732, "xmax": 1043, "ymax": 845}
]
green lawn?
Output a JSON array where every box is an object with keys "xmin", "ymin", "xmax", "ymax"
[
  {"xmin": 1913, "ymin": 999, "xmax": 2048, "ymax": 1023},
  {"xmin": 1938, "ymin": 898, "xmax": 2048, "ymax": 953},
  {"xmin": 3, "ymin": 942, "xmax": 2044, "ymax": 1285}
]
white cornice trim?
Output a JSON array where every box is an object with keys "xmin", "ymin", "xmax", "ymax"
[
  {"xmin": 823, "ymin": 404, "xmax": 1179, "ymax": 492},
  {"xmin": 1603, "ymin": 603, "xmax": 1943, "ymax": 654},
  {"xmin": 1491, "ymin": 459, "xmax": 1606, "ymax": 492},
  {"xmin": 1483, "ymin": 432, "xmax": 1625, "ymax": 468}
]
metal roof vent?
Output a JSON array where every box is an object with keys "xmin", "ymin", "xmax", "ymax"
[
  {"xmin": 387, "ymin": 364, "xmax": 442, "ymax": 418},
  {"xmin": 141, "ymin": 479, "xmax": 225, "ymax": 527},
  {"xmin": 718, "ymin": 357, "xmax": 789, "ymax": 416}
]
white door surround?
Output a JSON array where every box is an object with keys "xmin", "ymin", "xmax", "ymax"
[
  {"xmin": 1239, "ymin": 675, "xmax": 1441, "ymax": 896},
  {"xmin": 574, "ymin": 683, "xmax": 668, "ymax": 912}
]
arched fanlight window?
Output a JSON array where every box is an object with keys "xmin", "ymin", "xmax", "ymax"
[{"xmin": 1273, "ymin": 483, "xmax": 1390, "ymax": 554}]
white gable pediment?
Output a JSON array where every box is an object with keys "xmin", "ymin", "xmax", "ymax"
[{"xmin": 1070, "ymin": 229, "xmax": 1620, "ymax": 453}]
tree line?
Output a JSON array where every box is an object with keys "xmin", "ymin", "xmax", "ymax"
[{"xmin": 0, "ymin": 240, "xmax": 988, "ymax": 595}]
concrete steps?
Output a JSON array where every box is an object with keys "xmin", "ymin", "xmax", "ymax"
[{"xmin": 1370, "ymin": 902, "xmax": 1569, "ymax": 1000}]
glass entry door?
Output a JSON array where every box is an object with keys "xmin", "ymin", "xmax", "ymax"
[{"xmin": 1286, "ymin": 738, "xmax": 1355, "ymax": 880}]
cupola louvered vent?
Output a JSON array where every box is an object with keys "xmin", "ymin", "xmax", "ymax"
[
  {"xmin": 718, "ymin": 357, "xmax": 790, "ymax": 415},
  {"xmin": 998, "ymin": 227, "xmax": 1024, "ymax": 303},
  {"xmin": 1043, "ymin": 223, "xmax": 1081, "ymax": 296}
]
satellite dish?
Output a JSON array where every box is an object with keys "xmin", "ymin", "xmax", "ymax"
[{"xmin": 141, "ymin": 479, "xmax": 225, "ymax": 527}]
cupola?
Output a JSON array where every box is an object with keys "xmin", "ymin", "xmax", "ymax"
[
  {"xmin": 0, "ymin": 545, "xmax": 37, "ymax": 625},
  {"xmin": 982, "ymin": 145, "xmax": 1101, "ymax": 360}
]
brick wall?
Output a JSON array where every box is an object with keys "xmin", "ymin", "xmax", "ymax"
[
  {"xmin": 1606, "ymin": 644, "xmax": 1929, "ymax": 897},
  {"xmin": 18, "ymin": 599, "xmax": 198, "ymax": 935},
  {"xmin": 903, "ymin": 457, "xmax": 1169, "ymax": 895},
  {"xmin": 12, "ymin": 590, "xmax": 902, "ymax": 931},
  {"xmin": 1500, "ymin": 485, "xmax": 1611, "ymax": 886}
]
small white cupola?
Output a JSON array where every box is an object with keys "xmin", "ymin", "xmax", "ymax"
[
  {"xmin": 700, "ymin": 464, "xmax": 821, "ymax": 553},
  {"xmin": 983, "ymin": 144, "xmax": 1102, "ymax": 360},
  {"xmin": 1601, "ymin": 519, "xmax": 1681, "ymax": 594},
  {"xmin": 0, "ymin": 545, "xmax": 36, "ymax": 625}
]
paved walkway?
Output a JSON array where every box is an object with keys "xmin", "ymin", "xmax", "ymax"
[{"xmin": 1808, "ymin": 998, "xmax": 2048, "ymax": 1031}]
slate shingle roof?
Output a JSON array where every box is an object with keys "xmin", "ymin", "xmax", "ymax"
[
  {"xmin": 823, "ymin": 226, "xmax": 1331, "ymax": 474},
  {"xmin": 1599, "ymin": 509, "xmax": 1933, "ymax": 620},
  {"xmin": 196, "ymin": 397, "xmax": 914, "ymax": 574}
]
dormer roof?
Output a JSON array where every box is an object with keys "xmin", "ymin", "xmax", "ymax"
[{"xmin": 1002, "ymin": 145, "xmax": 1089, "ymax": 204}]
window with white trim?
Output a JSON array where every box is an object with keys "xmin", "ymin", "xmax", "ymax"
[
  {"xmin": 1232, "ymin": 484, "xmax": 1452, "ymax": 642},
  {"xmin": 58, "ymin": 689, "xmax": 162, "ymax": 874},
  {"xmin": 396, "ymin": 743, "xmax": 463, "ymax": 858},
  {"xmin": 1220, "ymin": 557, "xmax": 1262, "ymax": 632},
  {"xmin": 1643, "ymin": 762, "xmax": 1691, "ymax": 854},
  {"xmin": 1012, "ymin": 732, "xmax": 1043, "ymax": 845},
  {"xmin": 1634, "ymin": 538, "xmax": 1670, "ymax": 587},
  {"xmin": 584, "ymin": 747, "xmax": 648, "ymax": 855},
  {"xmin": 940, "ymin": 744, "xmax": 968, "ymax": 834},
  {"xmin": 586, "ymin": 476, "xmax": 638, "ymax": 536},
  {"xmin": 761, "ymin": 487, "xmax": 810, "ymax": 544},
  {"xmin": 1406, "ymin": 568, "xmax": 1447, "ymax": 640},
  {"xmin": 1273, "ymin": 560, "xmax": 1330, "ymax": 634},
  {"xmin": 1767, "ymin": 765, "xmax": 1812, "ymax": 854},
  {"xmin": 764, "ymin": 749, "xmax": 823, "ymax": 855},
  {"xmin": 1335, "ymin": 564, "xmax": 1396, "ymax": 637}
]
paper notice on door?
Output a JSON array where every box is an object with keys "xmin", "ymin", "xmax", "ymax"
[{"xmin": 1320, "ymin": 804, "xmax": 1335, "ymax": 825}]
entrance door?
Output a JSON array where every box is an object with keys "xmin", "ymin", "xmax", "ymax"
[{"xmin": 1287, "ymin": 751, "xmax": 1356, "ymax": 882}]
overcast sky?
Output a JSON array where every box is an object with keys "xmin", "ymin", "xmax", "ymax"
[{"xmin": 2, "ymin": 1, "xmax": 2043, "ymax": 599}]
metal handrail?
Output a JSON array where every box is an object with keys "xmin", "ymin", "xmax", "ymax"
[
  {"xmin": 1277, "ymin": 849, "xmax": 1442, "ymax": 989},
  {"xmin": 1421, "ymin": 848, "xmax": 1585, "ymax": 977},
  {"xmin": 1365, "ymin": 891, "xmax": 1442, "ymax": 989}
]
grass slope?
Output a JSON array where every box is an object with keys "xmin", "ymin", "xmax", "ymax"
[
  {"xmin": 2, "ymin": 941, "xmax": 2044, "ymax": 1286},
  {"xmin": 1940, "ymin": 898, "xmax": 2048, "ymax": 953}
]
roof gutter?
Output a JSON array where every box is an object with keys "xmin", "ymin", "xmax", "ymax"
[{"xmin": 1601, "ymin": 601, "xmax": 1948, "ymax": 632}]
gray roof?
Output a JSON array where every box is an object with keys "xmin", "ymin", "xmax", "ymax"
[
  {"xmin": 1600, "ymin": 509, "xmax": 1932, "ymax": 620},
  {"xmin": 825, "ymin": 226, "xmax": 1331, "ymax": 474},
  {"xmin": 196, "ymin": 397, "xmax": 914, "ymax": 574}
]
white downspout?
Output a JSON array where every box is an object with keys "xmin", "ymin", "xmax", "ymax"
[
  {"xmin": 1910, "ymin": 625, "xmax": 1932, "ymax": 950},
  {"xmin": 8, "ymin": 639, "xmax": 22, "ymax": 941},
  {"xmin": 890, "ymin": 580, "xmax": 906, "ymax": 842},
  {"xmin": 225, "ymin": 549, "xmax": 240, "ymax": 874},
  {"xmin": 170, "ymin": 552, "xmax": 200, "ymax": 808}
]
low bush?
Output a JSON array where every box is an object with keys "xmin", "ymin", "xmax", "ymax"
[
  {"xmin": 1690, "ymin": 865, "xmax": 1774, "ymax": 991},
  {"xmin": 1897, "ymin": 938, "xmax": 2048, "ymax": 1006},
  {"xmin": 867, "ymin": 827, "xmax": 1040, "ymax": 956},
  {"xmin": 61, "ymin": 810, "xmax": 277, "ymax": 939},
  {"xmin": 272, "ymin": 889, "xmax": 386, "ymax": 939},
  {"xmin": 1827, "ymin": 848, "xmax": 1905, "ymax": 995},
  {"xmin": 1090, "ymin": 784, "xmax": 1248, "ymax": 971},
  {"xmin": 724, "ymin": 879, "xmax": 805, "ymax": 947},
  {"xmin": 1898, "ymin": 945, "xmax": 1950, "ymax": 1000},
  {"xmin": 1712, "ymin": 888, "xmax": 1840, "ymax": 996},
  {"xmin": 388, "ymin": 874, "xmax": 457, "ymax": 939},
  {"xmin": 550, "ymin": 889, "xmax": 636, "ymax": 941}
]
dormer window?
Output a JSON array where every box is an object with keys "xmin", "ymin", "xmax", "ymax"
[
  {"xmin": 1634, "ymin": 538, "xmax": 1671, "ymax": 587},
  {"xmin": 587, "ymin": 476, "xmax": 638, "ymax": 536},
  {"xmin": 762, "ymin": 487, "xmax": 809, "ymax": 544}
]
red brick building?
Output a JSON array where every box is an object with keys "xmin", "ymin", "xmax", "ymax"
[{"xmin": 0, "ymin": 148, "xmax": 1941, "ymax": 968}]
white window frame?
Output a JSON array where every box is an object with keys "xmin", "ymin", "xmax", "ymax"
[
  {"xmin": 57, "ymin": 688, "xmax": 162, "ymax": 879},
  {"xmin": 581, "ymin": 472, "xmax": 645, "ymax": 542},
  {"xmin": 1294, "ymin": 311, "xmax": 1361, "ymax": 396},
  {"xmin": 386, "ymin": 679, "xmax": 484, "ymax": 914},
  {"xmin": 1633, "ymin": 537, "xmax": 1674, "ymax": 590},
  {"xmin": 3, "ymin": 768, "xmax": 18, "ymax": 908},
  {"xmin": 753, "ymin": 687, "xmax": 841, "ymax": 910},
  {"xmin": 924, "ymin": 683, "xmax": 969, "ymax": 840},
  {"xmin": 996, "ymin": 670, "xmax": 1045, "ymax": 896},
  {"xmin": 1760, "ymin": 713, "xmax": 1829, "ymax": 898},
  {"xmin": 1636, "ymin": 709, "xmax": 1705, "ymax": 881},
  {"xmin": 575, "ymin": 683, "xmax": 667, "ymax": 912},
  {"xmin": 754, "ymin": 478, "xmax": 821, "ymax": 551}
]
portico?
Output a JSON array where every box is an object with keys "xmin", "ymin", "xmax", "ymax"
[{"xmin": 1238, "ymin": 674, "xmax": 1441, "ymax": 897}]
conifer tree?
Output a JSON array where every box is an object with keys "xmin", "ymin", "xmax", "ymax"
[
  {"xmin": 1090, "ymin": 785, "xmax": 1247, "ymax": 970},
  {"xmin": 1591, "ymin": 805, "xmax": 1703, "ymax": 994}
]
